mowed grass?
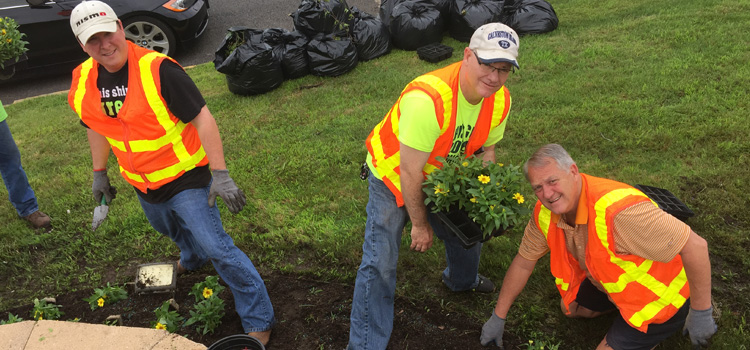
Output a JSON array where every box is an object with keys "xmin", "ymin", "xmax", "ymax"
[{"xmin": 1, "ymin": 0, "xmax": 748, "ymax": 348}]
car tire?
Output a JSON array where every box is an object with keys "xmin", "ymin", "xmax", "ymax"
[{"xmin": 122, "ymin": 16, "xmax": 177, "ymax": 57}]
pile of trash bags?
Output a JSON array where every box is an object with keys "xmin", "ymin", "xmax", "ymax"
[
  {"xmin": 214, "ymin": 0, "xmax": 558, "ymax": 96},
  {"xmin": 214, "ymin": 0, "xmax": 391, "ymax": 95}
]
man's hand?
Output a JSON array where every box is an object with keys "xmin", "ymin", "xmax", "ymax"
[
  {"xmin": 682, "ymin": 306, "xmax": 717, "ymax": 348},
  {"xmin": 92, "ymin": 169, "xmax": 116, "ymax": 204},
  {"xmin": 480, "ymin": 312, "xmax": 506, "ymax": 348},
  {"xmin": 409, "ymin": 224, "xmax": 433, "ymax": 252},
  {"xmin": 208, "ymin": 170, "xmax": 246, "ymax": 214}
]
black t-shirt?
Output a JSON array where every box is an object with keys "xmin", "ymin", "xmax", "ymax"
[{"xmin": 86, "ymin": 59, "xmax": 211, "ymax": 203}]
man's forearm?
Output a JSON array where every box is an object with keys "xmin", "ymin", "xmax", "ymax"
[{"xmin": 192, "ymin": 106, "xmax": 227, "ymax": 170}]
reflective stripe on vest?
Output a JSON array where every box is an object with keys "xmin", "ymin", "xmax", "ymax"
[
  {"xmin": 366, "ymin": 62, "xmax": 511, "ymax": 206},
  {"xmin": 68, "ymin": 42, "xmax": 207, "ymax": 192},
  {"xmin": 534, "ymin": 174, "xmax": 688, "ymax": 332}
]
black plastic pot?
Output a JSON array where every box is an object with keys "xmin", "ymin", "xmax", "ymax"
[
  {"xmin": 435, "ymin": 206, "xmax": 509, "ymax": 248},
  {"xmin": 634, "ymin": 184, "xmax": 695, "ymax": 222},
  {"xmin": 207, "ymin": 334, "xmax": 265, "ymax": 350}
]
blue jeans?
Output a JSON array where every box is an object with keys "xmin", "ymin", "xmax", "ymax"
[
  {"xmin": 138, "ymin": 185, "xmax": 274, "ymax": 333},
  {"xmin": 348, "ymin": 174, "xmax": 482, "ymax": 350},
  {"xmin": 0, "ymin": 120, "xmax": 38, "ymax": 217}
]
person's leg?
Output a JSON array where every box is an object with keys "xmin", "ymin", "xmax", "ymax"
[
  {"xmin": 138, "ymin": 196, "xmax": 209, "ymax": 271},
  {"xmin": 172, "ymin": 186, "xmax": 274, "ymax": 334},
  {"xmin": 429, "ymin": 214, "xmax": 483, "ymax": 291},
  {"xmin": 565, "ymin": 278, "xmax": 617, "ymax": 318},
  {"xmin": 140, "ymin": 187, "xmax": 275, "ymax": 335},
  {"xmin": 602, "ymin": 299, "xmax": 690, "ymax": 350},
  {"xmin": 0, "ymin": 120, "xmax": 39, "ymax": 217},
  {"xmin": 348, "ymin": 175, "xmax": 408, "ymax": 350}
]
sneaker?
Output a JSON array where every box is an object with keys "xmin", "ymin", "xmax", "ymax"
[
  {"xmin": 23, "ymin": 210, "xmax": 51, "ymax": 229},
  {"xmin": 471, "ymin": 274, "xmax": 495, "ymax": 293}
]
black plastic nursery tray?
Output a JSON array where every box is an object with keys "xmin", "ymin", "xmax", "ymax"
[
  {"xmin": 417, "ymin": 43, "xmax": 454, "ymax": 63},
  {"xmin": 634, "ymin": 184, "xmax": 695, "ymax": 222}
]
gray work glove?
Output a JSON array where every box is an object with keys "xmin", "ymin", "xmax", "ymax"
[
  {"xmin": 480, "ymin": 312, "xmax": 506, "ymax": 348},
  {"xmin": 682, "ymin": 306, "xmax": 717, "ymax": 348},
  {"xmin": 208, "ymin": 169, "xmax": 246, "ymax": 214},
  {"xmin": 92, "ymin": 169, "xmax": 117, "ymax": 204}
]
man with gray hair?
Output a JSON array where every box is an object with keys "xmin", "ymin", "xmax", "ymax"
[{"xmin": 480, "ymin": 144, "xmax": 716, "ymax": 349}]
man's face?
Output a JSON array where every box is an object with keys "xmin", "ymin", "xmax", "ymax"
[
  {"xmin": 527, "ymin": 158, "xmax": 581, "ymax": 217},
  {"xmin": 80, "ymin": 21, "xmax": 128, "ymax": 73},
  {"xmin": 460, "ymin": 48, "xmax": 513, "ymax": 104}
]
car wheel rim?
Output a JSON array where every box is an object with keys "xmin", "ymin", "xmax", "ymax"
[{"xmin": 124, "ymin": 22, "xmax": 170, "ymax": 54}]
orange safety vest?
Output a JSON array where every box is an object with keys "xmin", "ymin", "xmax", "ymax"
[
  {"xmin": 68, "ymin": 41, "xmax": 208, "ymax": 192},
  {"xmin": 532, "ymin": 174, "xmax": 689, "ymax": 332},
  {"xmin": 365, "ymin": 61, "xmax": 511, "ymax": 206}
]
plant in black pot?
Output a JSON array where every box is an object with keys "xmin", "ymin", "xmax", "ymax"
[
  {"xmin": 0, "ymin": 16, "xmax": 29, "ymax": 79},
  {"xmin": 423, "ymin": 156, "xmax": 531, "ymax": 248}
]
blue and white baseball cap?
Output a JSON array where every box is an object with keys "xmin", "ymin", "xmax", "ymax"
[{"xmin": 469, "ymin": 23, "xmax": 520, "ymax": 69}]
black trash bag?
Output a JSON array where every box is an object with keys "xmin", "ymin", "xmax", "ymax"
[
  {"xmin": 449, "ymin": 0, "xmax": 506, "ymax": 42},
  {"xmin": 429, "ymin": 0, "xmax": 451, "ymax": 19},
  {"xmin": 261, "ymin": 28, "xmax": 310, "ymax": 79},
  {"xmin": 214, "ymin": 27, "xmax": 284, "ymax": 95},
  {"xmin": 306, "ymin": 32, "xmax": 358, "ymax": 77},
  {"xmin": 502, "ymin": 0, "xmax": 558, "ymax": 36},
  {"xmin": 292, "ymin": 0, "xmax": 354, "ymax": 38},
  {"xmin": 390, "ymin": 0, "xmax": 444, "ymax": 50},
  {"xmin": 350, "ymin": 6, "xmax": 391, "ymax": 61}
]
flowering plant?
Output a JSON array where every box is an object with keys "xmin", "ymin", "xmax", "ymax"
[
  {"xmin": 83, "ymin": 283, "xmax": 128, "ymax": 310},
  {"xmin": 0, "ymin": 16, "xmax": 29, "ymax": 68},
  {"xmin": 423, "ymin": 156, "xmax": 531, "ymax": 236}
]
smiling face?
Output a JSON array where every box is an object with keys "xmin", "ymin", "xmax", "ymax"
[
  {"xmin": 459, "ymin": 47, "xmax": 513, "ymax": 104},
  {"xmin": 79, "ymin": 20, "xmax": 128, "ymax": 73},
  {"xmin": 527, "ymin": 158, "xmax": 582, "ymax": 218}
]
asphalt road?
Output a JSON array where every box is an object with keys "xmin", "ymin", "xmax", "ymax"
[{"xmin": 0, "ymin": 0, "xmax": 379, "ymax": 104}]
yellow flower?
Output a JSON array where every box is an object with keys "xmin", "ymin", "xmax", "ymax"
[
  {"xmin": 478, "ymin": 175, "xmax": 490, "ymax": 184},
  {"xmin": 470, "ymin": 197, "xmax": 477, "ymax": 203},
  {"xmin": 513, "ymin": 192, "xmax": 525, "ymax": 204},
  {"xmin": 38, "ymin": 316, "xmax": 43, "ymax": 320},
  {"xmin": 497, "ymin": 162, "xmax": 504, "ymax": 167},
  {"xmin": 155, "ymin": 323, "xmax": 167, "ymax": 330},
  {"xmin": 6, "ymin": 38, "xmax": 11, "ymax": 43},
  {"xmin": 490, "ymin": 205, "xmax": 495, "ymax": 211},
  {"xmin": 202, "ymin": 287, "xmax": 213, "ymax": 299},
  {"xmin": 529, "ymin": 340, "xmax": 534, "ymax": 344},
  {"xmin": 1, "ymin": 29, "xmax": 6, "ymax": 35},
  {"xmin": 462, "ymin": 161, "xmax": 469, "ymax": 167},
  {"xmin": 97, "ymin": 298, "xmax": 105, "ymax": 307}
]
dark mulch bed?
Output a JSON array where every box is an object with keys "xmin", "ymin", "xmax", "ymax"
[{"xmin": 1, "ymin": 271, "xmax": 488, "ymax": 349}]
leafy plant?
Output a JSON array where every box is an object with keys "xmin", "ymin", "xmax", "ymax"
[
  {"xmin": 423, "ymin": 156, "xmax": 531, "ymax": 236},
  {"xmin": 30, "ymin": 298, "xmax": 64, "ymax": 320},
  {"xmin": 0, "ymin": 313, "xmax": 22, "ymax": 325},
  {"xmin": 524, "ymin": 339, "xmax": 561, "ymax": 350},
  {"xmin": 223, "ymin": 30, "xmax": 245, "ymax": 57},
  {"xmin": 0, "ymin": 16, "xmax": 28, "ymax": 68},
  {"xmin": 83, "ymin": 283, "xmax": 128, "ymax": 310},
  {"xmin": 189, "ymin": 275, "xmax": 226, "ymax": 302},
  {"xmin": 185, "ymin": 295, "xmax": 226, "ymax": 335},
  {"xmin": 151, "ymin": 300, "xmax": 183, "ymax": 333}
]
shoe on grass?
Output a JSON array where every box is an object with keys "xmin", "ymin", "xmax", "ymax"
[
  {"xmin": 23, "ymin": 210, "xmax": 51, "ymax": 229},
  {"xmin": 471, "ymin": 274, "xmax": 495, "ymax": 293}
]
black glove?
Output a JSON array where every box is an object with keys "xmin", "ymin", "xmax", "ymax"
[
  {"xmin": 92, "ymin": 169, "xmax": 117, "ymax": 204},
  {"xmin": 682, "ymin": 306, "xmax": 717, "ymax": 348},
  {"xmin": 480, "ymin": 312, "xmax": 506, "ymax": 348},
  {"xmin": 208, "ymin": 169, "xmax": 246, "ymax": 214}
]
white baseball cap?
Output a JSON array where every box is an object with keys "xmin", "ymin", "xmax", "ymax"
[
  {"xmin": 469, "ymin": 23, "xmax": 520, "ymax": 69},
  {"xmin": 70, "ymin": 0, "xmax": 119, "ymax": 45}
]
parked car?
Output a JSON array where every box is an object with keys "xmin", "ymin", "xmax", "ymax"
[{"xmin": 0, "ymin": 0, "xmax": 209, "ymax": 81}]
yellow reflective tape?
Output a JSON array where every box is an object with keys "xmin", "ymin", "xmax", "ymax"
[
  {"xmin": 139, "ymin": 52, "xmax": 173, "ymax": 131},
  {"xmin": 107, "ymin": 137, "xmax": 125, "ymax": 152},
  {"xmin": 126, "ymin": 123, "xmax": 187, "ymax": 152},
  {"xmin": 538, "ymin": 206, "xmax": 552, "ymax": 237},
  {"xmin": 555, "ymin": 277, "xmax": 569, "ymax": 291},
  {"xmin": 490, "ymin": 87, "xmax": 510, "ymax": 127},
  {"xmin": 627, "ymin": 269, "xmax": 688, "ymax": 328},
  {"xmin": 73, "ymin": 59, "xmax": 95, "ymax": 117},
  {"xmin": 120, "ymin": 165, "xmax": 145, "ymax": 183},
  {"xmin": 411, "ymin": 74, "xmax": 452, "ymax": 134},
  {"xmin": 144, "ymin": 147, "xmax": 206, "ymax": 182}
]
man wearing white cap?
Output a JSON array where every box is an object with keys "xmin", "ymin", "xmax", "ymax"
[
  {"xmin": 348, "ymin": 22, "xmax": 520, "ymax": 349},
  {"xmin": 67, "ymin": 1, "xmax": 274, "ymax": 344}
]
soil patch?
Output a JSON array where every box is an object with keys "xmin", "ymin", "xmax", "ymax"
[{"xmin": 1, "ymin": 271, "xmax": 488, "ymax": 349}]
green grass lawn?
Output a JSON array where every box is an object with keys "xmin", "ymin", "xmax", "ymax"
[{"xmin": 1, "ymin": 0, "xmax": 748, "ymax": 348}]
